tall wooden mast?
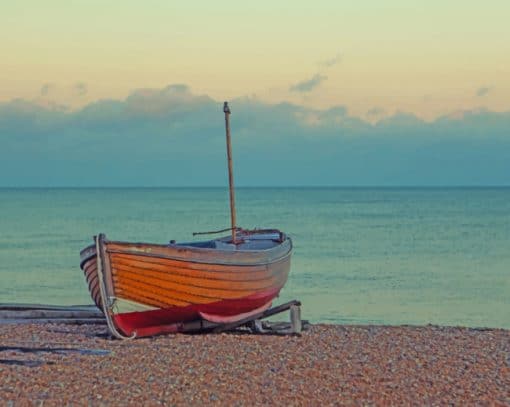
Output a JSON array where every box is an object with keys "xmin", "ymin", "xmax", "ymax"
[{"xmin": 223, "ymin": 101, "xmax": 237, "ymax": 244}]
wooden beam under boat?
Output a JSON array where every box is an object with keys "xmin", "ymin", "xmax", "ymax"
[{"xmin": 0, "ymin": 304, "xmax": 105, "ymax": 325}]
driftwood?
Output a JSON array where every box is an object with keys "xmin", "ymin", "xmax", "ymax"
[
  {"xmin": 0, "ymin": 303, "xmax": 100, "ymax": 311},
  {"xmin": 0, "ymin": 304, "xmax": 104, "ymax": 325},
  {"xmin": 4, "ymin": 318, "xmax": 106, "ymax": 325},
  {"xmin": 0, "ymin": 309, "xmax": 102, "ymax": 320}
]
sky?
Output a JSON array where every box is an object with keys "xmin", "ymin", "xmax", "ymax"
[{"xmin": 1, "ymin": 1, "xmax": 509, "ymax": 186}]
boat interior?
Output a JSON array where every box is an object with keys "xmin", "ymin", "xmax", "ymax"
[{"xmin": 175, "ymin": 232, "xmax": 286, "ymax": 251}]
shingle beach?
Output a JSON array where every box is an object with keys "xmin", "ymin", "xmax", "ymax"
[{"xmin": 1, "ymin": 323, "xmax": 509, "ymax": 405}]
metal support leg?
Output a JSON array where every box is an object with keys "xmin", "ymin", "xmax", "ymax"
[
  {"xmin": 248, "ymin": 302, "xmax": 304, "ymax": 335},
  {"xmin": 290, "ymin": 304, "xmax": 302, "ymax": 334}
]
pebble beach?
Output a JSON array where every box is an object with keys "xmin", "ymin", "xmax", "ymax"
[{"xmin": 1, "ymin": 322, "xmax": 509, "ymax": 405}]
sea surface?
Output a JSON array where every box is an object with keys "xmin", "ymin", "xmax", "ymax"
[{"xmin": 0, "ymin": 187, "xmax": 509, "ymax": 328}]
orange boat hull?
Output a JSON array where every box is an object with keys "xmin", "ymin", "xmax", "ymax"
[{"xmin": 80, "ymin": 232, "xmax": 292, "ymax": 337}]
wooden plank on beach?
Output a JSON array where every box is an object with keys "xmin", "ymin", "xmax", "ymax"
[
  {"xmin": 1, "ymin": 318, "xmax": 105, "ymax": 325},
  {"xmin": 0, "ymin": 304, "xmax": 100, "ymax": 312},
  {"xmin": 0, "ymin": 309, "xmax": 103, "ymax": 320},
  {"xmin": 0, "ymin": 304, "xmax": 105, "ymax": 325}
]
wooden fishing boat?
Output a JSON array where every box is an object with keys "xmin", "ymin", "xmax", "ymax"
[
  {"xmin": 79, "ymin": 102, "xmax": 293, "ymax": 338},
  {"xmin": 79, "ymin": 230, "xmax": 291, "ymax": 338}
]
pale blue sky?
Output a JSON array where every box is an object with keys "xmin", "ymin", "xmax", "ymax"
[
  {"xmin": 1, "ymin": 2, "xmax": 509, "ymax": 186},
  {"xmin": 1, "ymin": 1, "xmax": 509, "ymax": 119}
]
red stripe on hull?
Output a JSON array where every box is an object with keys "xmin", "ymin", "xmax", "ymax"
[{"xmin": 113, "ymin": 287, "xmax": 281, "ymax": 336}]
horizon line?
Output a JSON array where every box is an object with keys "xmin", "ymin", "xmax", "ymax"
[{"xmin": 1, "ymin": 185, "xmax": 509, "ymax": 189}]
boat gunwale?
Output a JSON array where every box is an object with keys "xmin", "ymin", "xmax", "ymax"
[
  {"xmin": 80, "ymin": 236, "xmax": 292, "ymax": 268},
  {"xmin": 80, "ymin": 232, "xmax": 291, "ymax": 255},
  {"xmin": 110, "ymin": 233, "xmax": 291, "ymax": 254}
]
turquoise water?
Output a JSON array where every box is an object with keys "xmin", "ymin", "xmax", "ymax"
[{"xmin": 0, "ymin": 187, "xmax": 509, "ymax": 328}]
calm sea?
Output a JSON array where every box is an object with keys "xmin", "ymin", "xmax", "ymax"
[{"xmin": 0, "ymin": 187, "xmax": 508, "ymax": 328}]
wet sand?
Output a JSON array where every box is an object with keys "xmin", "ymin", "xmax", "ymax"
[{"xmin": 1, "ymin": 323, "xmax": 509, "ymax": 405}]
